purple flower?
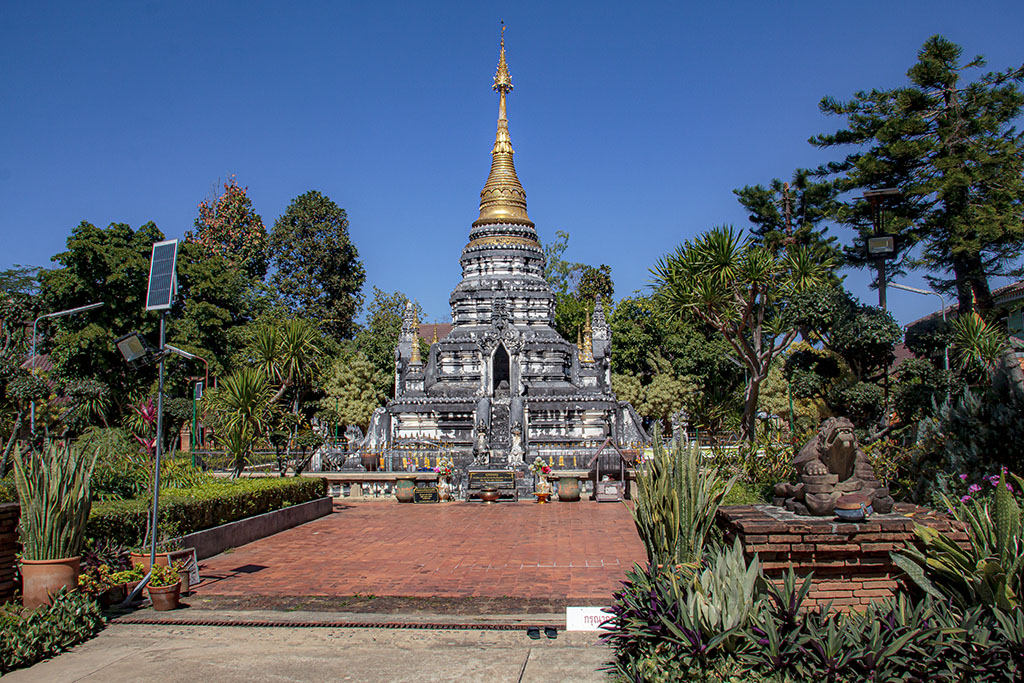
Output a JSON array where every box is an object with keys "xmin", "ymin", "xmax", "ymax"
[
  {"xmin": 969, "ymin": 484, "xmax": 981, "ymax": 494},
  {"xmin": 959, "ymin": 473, "xmax": 968, "ymax": 481},
  {"xmin": 1008, "ymin": 483, "xmax": 1015, "ymax": 493},
  {"xmin": 961, "ymin": 495, "xmax": 972, "ymax": 503}
]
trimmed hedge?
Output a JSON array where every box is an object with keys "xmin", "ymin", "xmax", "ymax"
[
  {"xmin": 87, "ymin": 476, "xmax": 327, "ymax": 547},
  {"xmin": 1, "ymin": 589, "xmax": 105, "ymax": 674}
]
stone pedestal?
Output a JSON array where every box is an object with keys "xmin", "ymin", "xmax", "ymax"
[{"xmin": 716, "ymin": 503, "xmax": 970, "ymax": 611}]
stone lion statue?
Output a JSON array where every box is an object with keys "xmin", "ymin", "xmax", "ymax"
[{"xmin": 774, "ymin": 417, "xmax": 894, "ymax": 516}]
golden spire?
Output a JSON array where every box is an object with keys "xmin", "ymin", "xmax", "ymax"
[
  {"xmin": 475, "ymin": 24, "xmax": 533, "ymax": 228},
  {"xmin": 576, "ymin": 327, "xmax": 584, "ymax": 356},
  {"xmin": 431, "ymin": 325, "xmax": 439, "ymax": 344},
  {"xmin": 581, "ymin": 308, "xmax": 595, "ymax": 364},
  {"xmin": 410, "ymin": 315, "xmax": 422, "ymax": 365}
]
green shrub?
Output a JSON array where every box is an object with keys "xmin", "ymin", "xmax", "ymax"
[
  {"xmin": 0, "ymin": 476, "xmax": 17, "ymax": 503},
  {"xmin": 892, "ymin": 469, "xmax": 1024, "ymax": 610},
  {"xmin": 0, "ymin": 589, "xmax": 105, "ymax": 674},
  {"xmin": 86, "ymin": 476, "xmax": 326, "ymax": 547},
  {"xmin": 604, "ymin": 542, "xmax": 763, "ymax": 681}
]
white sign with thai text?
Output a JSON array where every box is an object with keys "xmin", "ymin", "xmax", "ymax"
[{"xmin": 565, "ymin": 606, "xmax": 613, "ymax": 631}]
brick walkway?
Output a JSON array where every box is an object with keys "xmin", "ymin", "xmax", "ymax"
[{"xmin": 195, "ymin": 501, "xmax": 645, "ymax": 603}]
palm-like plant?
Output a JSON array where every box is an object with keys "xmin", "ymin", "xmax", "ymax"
[
  {"xmin": 953, "ymin": 311, "xmax": 1006, "ymax": 381},
  {"xmin": 210, "ymin": 367, "xmax": 274, "ymax": 476},
  {"xmin": 652, "ymin": 225, "xmax": 831, "ymax": 441},
  {"xmin": 251, "ymin": 319, "xmax": 322, "ymax": 407}
]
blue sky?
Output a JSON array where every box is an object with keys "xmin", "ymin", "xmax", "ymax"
[{"xmin": 2, "ymin": 1, "xmax": 1022, "ymax": 327}]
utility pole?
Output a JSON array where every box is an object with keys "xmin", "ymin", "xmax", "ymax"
[{"xmin": 29, "ymin": 302, "xmax": 104, "ymax": 435}]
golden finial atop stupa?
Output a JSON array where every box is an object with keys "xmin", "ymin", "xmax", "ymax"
[
  {"xmin": 431, "ymin": 325, "xmax": 439, "ymax": 344},
  {"xmin": 474, "ymin": 23, "xmax": 533, "ymax": 228}
]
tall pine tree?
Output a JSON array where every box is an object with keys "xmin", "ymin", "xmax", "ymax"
[{"xmin": 812, "ymin": 36, "xmax": 1024, "ymax": 316}]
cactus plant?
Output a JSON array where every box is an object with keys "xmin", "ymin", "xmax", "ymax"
[
  {"xmin": 11, "ymin": 442, "xmax": 98, "ymax": 560},
  {"xmin": 893, "ymin": 469, "xmax": 1024, "ymax": 609}
]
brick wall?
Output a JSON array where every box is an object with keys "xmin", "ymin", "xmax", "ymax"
[
  {"xmin": 717, "ymin": 503, "xmax": 969, "ymax": 611},
  {"xmin": 0, "ymin": 503, "xmax": 18, "ymax": 603}
]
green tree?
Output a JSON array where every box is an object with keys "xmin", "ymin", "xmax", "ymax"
[
  {"xmin": 171, "ymin": 240, "xmax": 257, "ymax": 384},
  {"xmin": 188, "ymin": 177, "xmax": 269, "ymax": 280},
  {"xmin": 0, "ymin": 292, "xmax": 46, "ymax": 474},
  {"xmin": 38, "ymin": 221, "xmax": 164, "ymax": 423},
  {"xmin": 784, "ymin": 286, "xmax": 901, "ymax": 424},
  {"xmin": 0, "ymin": 266, "xmax": 42, "ymax": 296},
  {"xmin": 653, "ymin": 226, "xmax": 831, "ymax": 442},
  {"xmin": 543, "ymin": 230, "xmax": 578, "ymax": 294},
  {"xmin": 320, "ymin": 350, "xmax": 387, "ymax": 430},
  {"xmin": 734, "ymin": 169, "xmax": 840, "ymax": 260},
  {"xmin": 812, "ymin": 36, "xmax": 1024, "ymax": 384},
  {"xmin": 609, "ymin": 294, "xmax": 744, "ymax": 432},
  {"xmin": 354, "ymin": 288, "xmax": 422, "ymax": 398},
  {"xmin": 269, "ymin": 191, "xmax": 366, "ymax": 338}
]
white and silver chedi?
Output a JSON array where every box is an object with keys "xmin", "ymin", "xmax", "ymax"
[{"xmin": 360, "ymin": 30, "xmax": 648, "ymax": 468}]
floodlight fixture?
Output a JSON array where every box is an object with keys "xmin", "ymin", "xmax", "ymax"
[
  {"xmin": 115, "ymin": 332, "xmax": 158, "ymax": 369},
  {"xmin": 145, "ymin": 239, "xmax": 179, "ymax": 311},
  {"xmin": 867, "ymin": 235, "xmax": 896, "ymax": 257}
]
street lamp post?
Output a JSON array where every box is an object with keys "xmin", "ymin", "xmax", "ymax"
[
  {"xmin": 890, "ymin": 282, "xmax": 950, "ymax": 372},
  {"xmin": 29, "ymin": 301, "xmax": 105, "ymax": 435}
]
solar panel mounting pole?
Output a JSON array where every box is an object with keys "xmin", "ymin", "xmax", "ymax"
[
  {"xmin": 150, "ymin": 310, "xmax": 167, "ymax": 573},
  {"xmin": 123, "ymin": 239, "xmax": 178, "ymax": 605}
]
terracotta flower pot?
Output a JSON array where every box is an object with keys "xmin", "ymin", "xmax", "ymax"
[
  {"xmin": 147, "ymin": 580, "xmax": 182, "ymax": 611},
  {"xmin": 21, "ymin": 556, "xmax": 81, "ymax": 609},
  {"xmin": 130, "ymin": 552, "xmax": 171, "ymax": 573},
  {"xmin": 97, "ymin": 582, "xmax": 127, "ymax": 607}
]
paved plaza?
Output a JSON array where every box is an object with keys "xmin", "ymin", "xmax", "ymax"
[{"xmin": 194, "ymin": 500, "xmax": 645, "ymax": 605}]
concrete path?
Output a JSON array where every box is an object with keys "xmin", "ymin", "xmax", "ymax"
[{"xmin": 5, "ymin": 622, "xmax": 611, "ymax": 682}]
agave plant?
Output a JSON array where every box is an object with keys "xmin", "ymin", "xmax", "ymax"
[
  {"xmin": 11, "ymin": 442, "xmax": 98, "ymax": 560},
  {"xmin": 892, "ymin": 469, "xmax": 1024, "ymax": 610},
  {"xmin": 630, "ymin": 424, "xmax": 738, "ymax": 569}
]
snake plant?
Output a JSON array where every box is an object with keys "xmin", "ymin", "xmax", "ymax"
[
  {"xmin": 630, "ymin": 423, "xmax": 738, "ymax": 568},
  {"xmin": 11, "ymin": 442, "xmax": 98, "ymax": 560}
]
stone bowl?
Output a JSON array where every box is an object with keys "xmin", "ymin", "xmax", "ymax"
[{"xmin": 835, "ymin": 493, "xmax": 873, "ymax": 521}]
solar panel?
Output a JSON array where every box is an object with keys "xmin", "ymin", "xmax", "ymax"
[{"xmin": 145, "ymin": 239, "xmax": 179, "ymax": 311}]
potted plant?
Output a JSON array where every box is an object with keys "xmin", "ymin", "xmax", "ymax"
[
  {"xmin": 12, "ymin": 442, "xmax": 98, "ymax": 609},
  {"xmin": 147, "ymin": 562, "xmax": 183, "ymax": 611},
  {"xmin": 433, "ymin": 456, "xmax": 454, "ymax": 501},
  {"xmin": 78, "ymin": 564, "xmax": 126, "ymax": 606},
  {"xmin": 530, "ymin": 457, "xmax": 552, "ymax": 502},
  {"xmin": 110, "ymin": 565, "xmax": 145, "ymax": 600}
]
